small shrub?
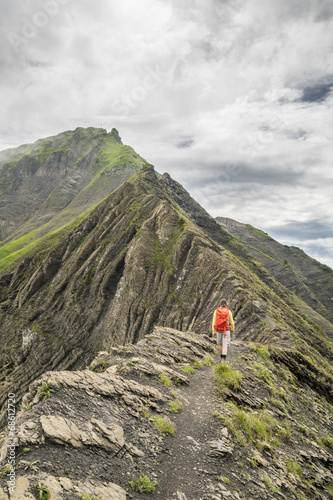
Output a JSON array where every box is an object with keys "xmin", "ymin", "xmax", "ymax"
[
  {"xmin": 181, "ymin": 366, "xmax": 195, "ymax": 374},
  {"xmin": 168, "ymin": 401, "xmax": 182, "ymax": 413},
  {"xmin": 35, "ymin": 482, "xmax": 51, "ymax": 500},
  {"xmin": 38, "ymin": 383, "xmax": 54, "ymax": 401},
  {"xmin": 129, "ymin": 474, "xmax": 158, "ymax": 494},
  {"xmin": 151, "ymin": 415, "xmax": 175, "ymax": 435},
  {"xmin": 159, "ymin": 373, "xmax": 172, "ymax": 387},
  {"xmin": 88, "ymin": 359, "xmax": 108, "ymax": 373},
  {"xmin": 286, "ymin": 459, "xmax": 302, "ymax": 476},
  {"xmin": 224, "ymin": 477, "xmax": 230, "ymax": 485}
]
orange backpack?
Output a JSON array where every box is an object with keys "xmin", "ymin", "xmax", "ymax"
[{"xmin": 214, "ymin": 307, "xmax": 229, "ymax": 334}]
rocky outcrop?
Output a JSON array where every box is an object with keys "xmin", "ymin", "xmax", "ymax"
[
  {"xmin": 0, "ymin": 328, "xmax": 332, "ymax": 499},
  {"xmin": 1, "ymin": 168, "xmax": 332, "ymax": 428}
]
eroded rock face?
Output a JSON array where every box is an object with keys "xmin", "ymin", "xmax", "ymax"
[
  {"xmin": 0, "ymin": 169, "xmax": 331, "ymax": 429},
  {"xmin": 0, "ymin": 474, "xmax": 126, "ymax": 500},
  {"xmin": 0, "ymin": 327, "xmax": 332, "ymax": 500},
  {"xmin": 0, "ymin": 170, "xmax": 260, "ymax": 422}
]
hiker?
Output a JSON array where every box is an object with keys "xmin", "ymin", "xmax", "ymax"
[{"xmin": 212, "ymin": 298, "xmax": 234, "ymax": 362}]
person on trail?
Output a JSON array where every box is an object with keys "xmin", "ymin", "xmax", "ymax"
[{"xmin": 212, "ymin": 298, "xmax": 234, "ymax": 362}]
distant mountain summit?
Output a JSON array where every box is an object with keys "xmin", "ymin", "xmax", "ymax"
[{"xmin": 0, "ymin": 126, "xmax": 148, "ymax": 253}]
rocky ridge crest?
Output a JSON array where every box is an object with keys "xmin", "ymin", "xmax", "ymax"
[{"xmin": 0, "ymin": 327, "xmax": 332, "ymax": 499}]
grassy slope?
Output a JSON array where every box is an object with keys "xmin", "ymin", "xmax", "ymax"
[{"xmin": 0, "ymin": 129, "xmax": 148, "ymax": 270}]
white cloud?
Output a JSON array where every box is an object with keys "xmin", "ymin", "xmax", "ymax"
[{"xmin": 0, "ymin": 0, "xmax": 332, "ymax": 266}]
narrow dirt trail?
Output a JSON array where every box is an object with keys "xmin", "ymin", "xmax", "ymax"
[{"xmin": 137, "ymin": 346, "xmax": 238, "ymax": 500}]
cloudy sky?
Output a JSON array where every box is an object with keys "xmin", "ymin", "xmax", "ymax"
[{"xmin": 0, "ymin": 0, "xmax": 332, "ymax": 267}]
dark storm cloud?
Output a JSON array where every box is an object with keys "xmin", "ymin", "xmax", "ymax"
[
  {"xmin": 270, "ymin": 219, "xmax": 332, "ymax": 241},
  {"xmin": 300, "ymin": 82, "xmax": 333, "ymax": 103}
]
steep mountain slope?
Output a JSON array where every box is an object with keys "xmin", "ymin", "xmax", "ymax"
[
  {"xmin": 0, "ymin": 167, "xmax": 332, "ymax": 430},
  {"xmin": 0, "ymin": 130, "xmax": 332, "ymax": 499},
  {"xmin": 0, "ymin": 127, "xmax": 148, "ymax": 251},
  {"xmin": 216, "ymin": 217, "xmax": 333, "ymax": 324}
]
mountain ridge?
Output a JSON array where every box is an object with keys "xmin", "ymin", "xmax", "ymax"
[
  {"xmin": 0, "ymin": 166, "xmax": 332, "ymax": 429},
  {"xmin": 0, "ymin": 128, "xmax": 332, "ymax": 499},
  {"xmin": 216, "ymin": 217, "xmax": 333, "ymax": 325},
  {"xmin": 0, "ymin": 127, "xmax": 148, "ymax": 251}
]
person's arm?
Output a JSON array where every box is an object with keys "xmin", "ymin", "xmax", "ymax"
[
  {"xmin": 212, "ymin": 310, "xmax": 217, "ymax": 336},
  {"xmin": 229, "ymin": 310, "xmax": 235, "ymax": 332}
]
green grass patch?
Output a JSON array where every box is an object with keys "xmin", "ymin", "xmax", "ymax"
[
  {"xmin": 263, "ymin": 477, "xmax": 278, "ymax": 492},
  {"xmin": 0, "ymin": 209, "xmax": 91, "ymax": 272},
  {"xmin": 214, "ymin": 403, "xmax": 283, "ymax": 450},
  {"xmin": 146, "ymin": 217, "xmax": 187, "ymax": 276},
  {"xmin": 213, "ymin": 364, "xmax": 242, "ymax": 392},
  {"xmin": 252, "ymin": 362, "xmax": 275, "ymax": 385},
  {"xmin": 159, "ymin": 373, "xmax": 172, "ymax": 387},
  {"xmin": 79, "ymin": 495, "xmax": 102, "ymax": 500},
  {"xmin": 250, "ymin": 343, "xmax": 270, "ymax": 362},
  {"xmin": 285, "ymin": 459, "xmax": 302, "ymax": 476},
  {"xmin": 88, "ymin": 359, "xmax": 108, "ymax": 373},
  {"xmin": 181, "ymin": 365, "xmax": 195, "ymax": 375},
  {"xmin": 202, "ymin": 356, "xmax": 214, "ymax": 366},
  {"xmin": 129, "ymin": 474, "xmax": 158, "ymax": 494},
  {"xmin": 320, "ymin": 435, "xmax": 333, "ymax": 448},
  {"xmin": 151, "ymin": 415, "xmax": 175, "ymax": 435},
  {"xmin": 38, "ymin": 383, "xmax": 54, "ymax": 401},
  {"xmin": 191, "ymin": 360, "xmax": 203, "ymax": 369},
  {"xmin": 271, "ymin": 398, "xmax": 287, "ymax": 415},
  {"xmin": 168, "ymin": 401, "xmax": 182, "ymax": 413},
  {"xmin": 327, "ymin": 483, "xmax": 333, "ymax": 498}
]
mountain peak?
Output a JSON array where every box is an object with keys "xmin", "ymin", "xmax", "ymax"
[{"xmin": 109, "ymin": 127, "xmax": 123, "ymax": 144}]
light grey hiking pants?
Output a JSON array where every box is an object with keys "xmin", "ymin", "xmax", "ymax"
[{"xmin": 215, "ymin": 330, "xmax": 230, "ymax": 345}]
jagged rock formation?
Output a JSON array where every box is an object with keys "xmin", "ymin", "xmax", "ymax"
[
  {"xmin": 0, "ymin": 167, "xmax": 333, "ymax": 429},
  {"xmin": 0, "ymin": 128, "xmax": 332, "ymax": 498},
  {"xmin": 0, "ymin": 127, "xmax": 147, "ymax": 247},
  {"xmin": 216, "ymin": 217, "xmax": 333, "ymax": 325},
  {"xmin": 0, "ymin": 327, "xmax": 332, "ymax": 499}
]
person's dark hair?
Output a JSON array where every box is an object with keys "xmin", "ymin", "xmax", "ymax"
[{"xmin": 220, "ymin": 298, "xmax": 227, "ymax": 306}]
